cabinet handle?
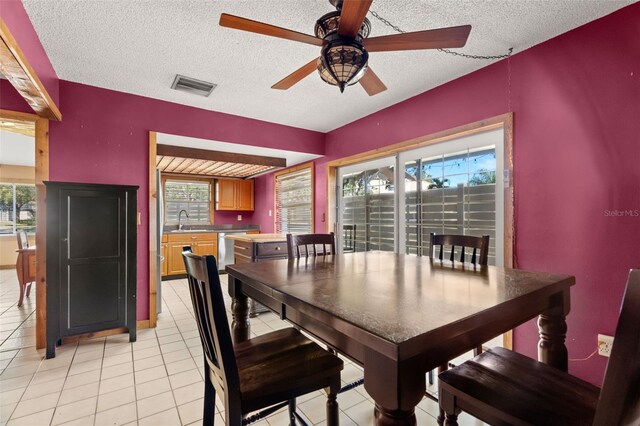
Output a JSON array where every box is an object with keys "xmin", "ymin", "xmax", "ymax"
[
  {"xmin": 235, "ymin": 246, "xmax": 248, "ymax": 250},
  {"xmin": 274, "ymin": 247, "xmax": 281, "ymax": 250}
]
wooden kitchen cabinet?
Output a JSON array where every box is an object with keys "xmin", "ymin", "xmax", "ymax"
[
  {"xmin": 236, "ymin": 179, "xmax": 254, "ymax": 211},
  {"xmin": 165, "ymin": 232, "xmax": 217, "ymax": 276},
  {"xmin": 217, "ymin": 179, "xmax": 237, "ymax": 210},
  {"xmin": 216, "ymin": 179, "xmax": 254, "ymax": 211}
]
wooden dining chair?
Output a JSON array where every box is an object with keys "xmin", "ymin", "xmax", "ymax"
[
  {"xmin": 430, "ymin": 232, "xmax": 490, "ymax": 356},
  {"xmin": 286, "ymin": 232, "xmax": 335, "ymax": 259},
  {"xmin": 427, "ymin": 233, "xmax": 490, "ymax": 403},
  {"xmin": 182, "ymin": 250, "xmax": 343, "ymax": 426},
  {"xmin": 342, "ymin": 225, "xmax": 356, "ymax": 253},
  {"xmin": 438, "ymin": 269, "xmax": 640, "ymax": 426},
  {"xmin": 15, "ymin": 231, "xmax": 35, "ymax": 307},
  {"xmin": 429, "ymin": 233, "xmax": 490, "ymax": 266},
  {"xmin": 16, "ymin": 231, "xmax": 29, "ymax": 250}
]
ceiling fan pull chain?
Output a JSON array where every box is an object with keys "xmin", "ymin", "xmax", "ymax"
[{"xmin": 368, "ymin": 10, "xmax": 513, "ymax": 60}]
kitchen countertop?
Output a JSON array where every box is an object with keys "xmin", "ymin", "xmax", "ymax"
[
  {"xmin": 225, "ymin": 233, "xmax": 287, "ymax": 243},
  {"xmin": 163, "ymin": 224, "xmax": 260, "ymax": 234}
]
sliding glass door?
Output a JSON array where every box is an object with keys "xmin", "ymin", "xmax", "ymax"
[
  {"xmin": 337, "ymin": 156, "xmax": 397, "ymax": 253},
  {"xmin": 337, "ymin": 128, "xmax": 504, "ymax": 265},
  {"xmin": 399, "ymin": 128, "xmax": 504, "ymax": 266}
]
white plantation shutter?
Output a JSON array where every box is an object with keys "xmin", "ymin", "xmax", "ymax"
[
  {"xmin": 164, "ymin": 179, "xmax": 211, "ymax": 224},
  {"xmin": 275, "ymin": 167, "xmax": 313, "ymax": 234}
]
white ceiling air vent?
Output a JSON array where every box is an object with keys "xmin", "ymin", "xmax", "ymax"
[{"xmin": 171, "ymin": 75, "xmax": 216, "ymax": 97}]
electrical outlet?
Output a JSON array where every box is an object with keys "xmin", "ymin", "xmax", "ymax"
[
  {"xmin": 237, "ymin": 215, "xmax": 242, "ymax": 221},
  {"xmin": 597, "ymin": 334, "xmax": 614, "ymax": 357}
]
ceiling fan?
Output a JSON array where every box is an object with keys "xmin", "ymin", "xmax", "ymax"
[{"xmin": 219, "ymin": 0, "xmax": 471, "ymax": 96}]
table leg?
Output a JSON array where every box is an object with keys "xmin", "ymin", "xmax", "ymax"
[
  {"xmin": 365, "ymin": 349, "xmax": 423, "ymax": 426},
  {"xmin": 228, "ymin": 276, "xmax": 250, "ymax": 343},
  {"xmin": 374, "ymin": 405, "xmax": 416, "ymax": 425},
  {"xmin": 537, "ymin": 290, "xmax": 570, "ymax": 371}
]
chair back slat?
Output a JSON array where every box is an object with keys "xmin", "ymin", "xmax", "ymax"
[
  {"xmin": 16, "ymin": 231, "xmax": 29, "ymax": 250},
  {"xmin": 430, "ymin": 233, "xmax": 490, "ymax": 266},
  {"xmin": 286, "ymin": 233, "xmax": 336, "ymax": 260},
  {"xmin": 593, "ymin": 269, "xmax": 640, "ymax": 426},
  {"xmin": 182, "ymin": 251, "xmax": 241, "ymax": 405}
]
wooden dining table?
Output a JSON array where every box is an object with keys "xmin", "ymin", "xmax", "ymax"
[{"xmin": 225, "ymin": 251, "xmax": 574, "ymax": 425}]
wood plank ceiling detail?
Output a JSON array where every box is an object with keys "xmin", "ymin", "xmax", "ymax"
[
  {"xmin": 0, "ymin": 117, "xmax": 35, "ymax": 136},
  {"xmin": 0, "ymin": 20, "xmax": 61, "ymax": 120},
  {"xmin": 156, "ymin": 155, "xmax": 275, "ymax": 178}
]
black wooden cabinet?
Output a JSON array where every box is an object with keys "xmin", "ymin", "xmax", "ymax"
[{"xmin": 45, "ymin": 182, "xmax": 138, "ymax": 358}]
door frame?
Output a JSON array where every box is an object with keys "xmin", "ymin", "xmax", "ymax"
[
  {"xmin": 327, "ymin": 113, "xmax": 515, "ymax": 347},
  {"xmin": 0, "ymin": 109, "xmax": 49, "ymax": 349}
]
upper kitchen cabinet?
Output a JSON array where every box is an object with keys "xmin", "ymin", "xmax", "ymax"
[{"xmin": 216, "ymin": 178, "xmax": 254, "ymax": 211}]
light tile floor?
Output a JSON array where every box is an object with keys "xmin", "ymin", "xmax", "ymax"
[{"xmin": 0, "ymin": 269, "xmax": 484, "ymax": 425}]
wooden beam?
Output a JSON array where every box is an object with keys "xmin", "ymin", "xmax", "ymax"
[
  {"xmin": 156, "ymin": 144, "xmax": 286, "ymax": 168},
  {"xmin": 34, "ymin": 117, "xmax": 49, "ymax": 349},
  {"xmin": 149, "ymin": 132, "xmax": 158, "ymax": 328},
  {"xmin": 0, "ymin": 19, "xmax": 61, "ymax": 121}
]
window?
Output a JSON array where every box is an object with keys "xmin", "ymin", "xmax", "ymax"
[
  {"xmin": 163, "ymin": 178, "xmax": 212, "ymax": 225},
  {"xmin": 275, "ymin": 164, "xmax": 313, "ymax": 234},
  {"xmin": 0, "ymin": 183, "xmax": 37, "ymax": 234}
]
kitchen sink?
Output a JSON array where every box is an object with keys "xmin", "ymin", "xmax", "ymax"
[{"xmin": 169, "ymin": 229, "xmax": 204, "ymax": 233}]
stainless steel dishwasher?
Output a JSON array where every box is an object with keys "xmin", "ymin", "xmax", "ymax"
[{"xmin": 217, "ymin": 232, "xmax": 246, "ymax": 272}]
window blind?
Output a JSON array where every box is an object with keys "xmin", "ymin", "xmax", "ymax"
[{"xmin": 275, "ymin": 167, "xmax": 313, "ymax": 234}]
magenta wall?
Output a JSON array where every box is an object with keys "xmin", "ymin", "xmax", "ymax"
[
  {"xmin": 45, "ymin": 81, "xmax": 323, "ymax": 320},
  {"xmin": 0, "ymin": 0, "xmax": 60, "ymax": 107},
  {"xmin": 321, "ymin": 4, "xmax": 640, "ymax": 385}
]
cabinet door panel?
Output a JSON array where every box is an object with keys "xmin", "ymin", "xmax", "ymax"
[
  {"xmin": 168, "ymin": 242, "xmax": 188, "ymax": 275},
  {"xmin": 237, "ymin": 180, "xmax": 254, "ymax": 211},
  {"xmin": 68, "ymin": 193, "xmax": 121, "ymax": 259},
  {"xmin": 67, "ymin": 262, "xmax": 121, "ymax": 331},
  {"xmin": 59, "ymin": 188, "xmax": 128, "ymax": 336},
  {"xmin": 217, "ymin": 179, "xmax": 236, "ymax": 210},
  {"xmin": 194, "ymin": 241, "xmax": 217, "ymax": 257}
]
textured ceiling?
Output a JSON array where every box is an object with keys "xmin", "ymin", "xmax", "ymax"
[{"xmin": 23, "ymin": 0, "xmax": 634, "ymax": 132}]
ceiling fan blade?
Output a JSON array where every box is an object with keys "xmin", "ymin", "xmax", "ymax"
[
  {"xmin": 364, "ymin": 25, "xmax": 472, "ymax": 52},
  {"xmin": 338, "ymin": 0, "xmax": 373, "ymax": 37},
  {"xmin": 220, "ymin": 13, "xmax": 323, "ymax": 46},
  {"xmin": 272, "ymin": 58, "xmax": 319, "ymax": 90},
  {"xmin": 359, "ymin": 67, "xmax": 387, "ymax": 96}
]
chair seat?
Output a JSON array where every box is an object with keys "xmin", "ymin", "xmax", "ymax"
[
  {"xmin": 438, "ymin": 347, "xmax": 600, "ymax": 426},
  {"xmin": 235, "ymin": 328, "xmax": 343, "ymax": 411}
]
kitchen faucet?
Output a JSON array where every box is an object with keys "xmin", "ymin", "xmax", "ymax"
[{"xmin": 178, "ymin": 209, "xmax": 190, "ymax": 231}]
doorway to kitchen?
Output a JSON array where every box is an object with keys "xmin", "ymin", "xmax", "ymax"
[{"xmin": 0, "ymin": 110, "xmax": 49, "ymax": 351}]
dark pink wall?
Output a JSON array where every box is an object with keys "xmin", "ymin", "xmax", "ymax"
[
  {"xmin": 322, "ymin": 4, "xmax": 640, "ymax": 385},
  {"xmin": 214, "ymin": 209, "xmax": 255, "ymax": 225},
  {"xmin": 46, "ymin": 81, "xmax": 323, "ymax": 320},
  {"xmin": 0, "ymin": 0, "xmax": 60, "ymax": 107},
  {"xmin": 253, "ymin": 174, "xmax": 275, "ymax": 233}
]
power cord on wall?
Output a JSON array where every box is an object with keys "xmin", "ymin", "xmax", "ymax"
[{"xmin": 569, "ymin": 348, "xmax": 598, "ymax": 362}]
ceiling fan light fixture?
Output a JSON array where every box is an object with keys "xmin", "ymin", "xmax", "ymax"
[
  {"xmin": 314, "ymin": 12, "xmax": 371, "ymax": 39},
  {"xmin": 320, "ymin": 38, "xmax": 369, "ymax": 92}
]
